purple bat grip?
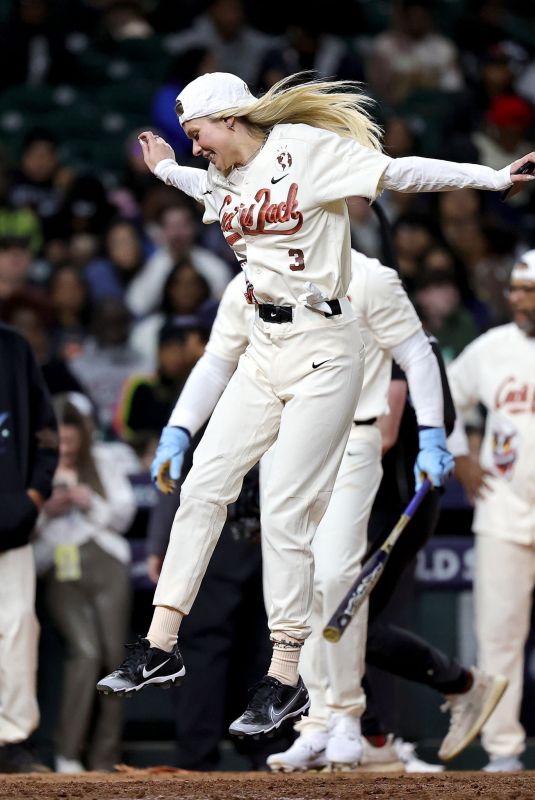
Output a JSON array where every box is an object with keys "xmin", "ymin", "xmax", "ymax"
[{"xmin": 405, "ymin": 478, "xmax": 432, "ymax": 517}]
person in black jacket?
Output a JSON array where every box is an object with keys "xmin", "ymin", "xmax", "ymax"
[{"xmin": 0, "ymin": 322, "xmax": 58, "ymax": 773}]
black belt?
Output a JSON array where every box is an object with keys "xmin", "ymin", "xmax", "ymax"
[
  {"xmin": 258, "ymin": 299, "xmax": 342, "ymax": 324},
  {"xmin": 354, "ymin": 418, "xmax": 377, "ymax": 426}
]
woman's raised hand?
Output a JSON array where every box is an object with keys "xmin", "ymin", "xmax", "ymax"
[
  {"xmin": 505, "ymin": 151, "xmax": 535, "ymax": 199},
  {"xmin": 138, "ymin": 131, "xmax": 176, "ymax": 173}
]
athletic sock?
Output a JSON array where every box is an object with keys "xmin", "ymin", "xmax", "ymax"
[
  {"xmin": 268, "ymin": 636, "xmax": 302, "ymax": 687},
  {"xmin": 147, "ymin": 605, "xmax": 183, "ymax": 652}
]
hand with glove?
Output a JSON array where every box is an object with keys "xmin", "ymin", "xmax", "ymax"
[
  {"xmin": 414, "ymin": 427, "xmax": 455, "ymax": 490},
  {"xmin": 150, "ymin": 426, "xmax": 191, "ymax": 494}
]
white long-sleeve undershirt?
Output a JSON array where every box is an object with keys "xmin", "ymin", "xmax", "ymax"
[
  {"xmin": 154, "ymin": 159, "xmax": 207, "ymax": 200},
  {"xmin": 168, "ymin": 350, "xmax": 238, "ymax": 435},
  {"xmin": 382, "ymin": 156, "xmax": 511, "ymax": 193},
  {"xmin": 154, "ymin": 154, "xmax": 513, "ymax": 202},
  {"xmin": 391, "ymin": 329, "xmax": 444, "ymax": 428}
]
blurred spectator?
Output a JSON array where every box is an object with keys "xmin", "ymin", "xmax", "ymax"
[
  {"xmin": 376, "ymin": 117, "xmax": 425, "ymax": 223},
  {"xmin": 477, "ymin": 44, "xmax": 519, "ymax": 101},
  {"xmin": 0, "ymin": 170, "xmax": 42, "ymax": 255},
  {"xmin": 436, "ymin": 190, "xmax": 518, "ymax": 325},
  {"xmin": 48, "ymin": 265, "xmax": 91, "ymax": 361},
  {"xmin": 69, "ymin": 298, "xmax": 150, "ymax": 436},
  {"xmin": 164, "ymin": 0, "xmax": 278, "ymax": 91},
  {"xmin": 0, "ymin": 0, "xmax": 79, "ymax": 89},
  {"xmin": 56, "ymin": 173, "xmax": 114, "ymax": 240},
  {"xmin": 95, "ymin": 0, "xmax": 153, "ymax": 45},
  {"xmin": 84, "ymin": 220, "xmax": 149, "ymax": 310},
  {"xmin": 116, "ymin": 319, "xmax": 209, "ymax": 463},
  {"xmin": 259, "ymin": 16, "xmax": 365, "ymax": 89},
  {"xmin": 416, "ymin": 242, "xmax": 473, "ymax": 306},
  {"xmin": 367, "ymin": 0, "xmax": 464, "ymax": 105},
  {"xmin": 1, "ymin": 287, "xmax": 85, "ymax": 398},
  {"xmin": 130, "ymin": 258, "xmax": 218, "ymax": 366},
  {"xmin": 443, "ymin": 43, "xmax": 526, "ymax": 163},
  {"xmin": 391, "ymin": 213, "xmax": 438, "ymax": 291},
  {"xmin": 472, "ymin": 94, "xmax": 534, "ymax": 174},
  {"xmin": 383, "ymin": 115, "xmax": 419, "ymax": 158},
  {"xmin": 470, "ymin": 228, "xmax": 518, "ymax": 327},
  {"xmin": 454, "ymin": 1, "xmax": 532, "ymax": 66},
  {"xmin": 0, "ymin": 322, "xmax": 58, "ymax": 774},
  {"xmin": 437, "ymin": 189, "xmax": 488, "ymax": 274},
  {"xmin": 0, "ymin": 236, "xmax": 34, "ymax": 306},
  {"xmin": 34, "ymin": 396, "xmax": 136, "ymax": 772},
  {"xmin": 8, "ymin": 129, "xmax": 72, "ymax": 244},
  {"xmin": 515, "ymin": 55, "xmax": 535, "ymax": 108},
  {"xmin": 68, "ymin": 232, "xmax": 100, "ymax": 273},
  {"xmin": 414, "ymin": 268, "xmax": 480, "ymax": 363},
  {"xmin": 127, "ymin": 202, "xmax": 232, "ymax": 315},
  {"xmin": 31, "ymin": 174, "xmax": 113, "ymax": 286}
]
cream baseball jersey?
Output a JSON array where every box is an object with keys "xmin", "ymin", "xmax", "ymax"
[
  {"xmin": 158, "ymin": 124, "xmax": 391, "ymax": 306},
  {"xmin": 205, "ymin": 250, "xmax": 422, "ymax": 420},
  {"xmin": 348, "ymin": 251, "xmax": 422, "ymax": 420},
  {"xmin": 448, "ymin": 323, "xmax": 535, "ymax": 542}
]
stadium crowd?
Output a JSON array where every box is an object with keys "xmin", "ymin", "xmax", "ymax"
[{"xmin": 0, "ymin": 0, "xmax": 534, "ymax": 777}]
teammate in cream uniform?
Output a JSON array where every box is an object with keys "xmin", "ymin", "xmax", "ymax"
[
  {"xmin": 152, "ymin": 254, "xmax": 501, "ymax": 769},
  {"xmin": 447, "ymin": 251, "xmax": 535, "ymax": 773},
  {"xmin": 143, "ymin": 253, "xmax": 449, "ymax": 763},
  {"xmin": 97, "ymin": 71, "xmax": 534, "ymax": 735}
]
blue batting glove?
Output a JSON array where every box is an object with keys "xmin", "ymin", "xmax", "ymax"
[
  {"xmin": 151, "ymin": 426, "xmax": 191, "ymax": 493},
  {"xmin": 414, "ymin": 427, "xmax": 455, "ymax": 490}
]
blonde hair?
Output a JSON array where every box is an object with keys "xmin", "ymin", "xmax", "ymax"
[{"xmin": 213, "ymin": 73, "xmax": 383, "ymax": 151}]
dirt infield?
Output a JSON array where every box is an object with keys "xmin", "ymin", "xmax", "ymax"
[{"xmin": 0, "ymin": 770, "xmax": 534, "ymax": 800}]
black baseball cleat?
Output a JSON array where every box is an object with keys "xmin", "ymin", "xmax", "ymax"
[
  {"xmin": 228, "ymin": 675, "xmax": 310, "ymax": 737},
  {"xmin": 96, "ymin": 637, "xmax": 185, "ymax": 696}
]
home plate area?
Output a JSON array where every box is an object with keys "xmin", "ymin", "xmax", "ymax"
[{"xmin": 0, "ymin": 771, "xmax": 534, "ymax": 800}]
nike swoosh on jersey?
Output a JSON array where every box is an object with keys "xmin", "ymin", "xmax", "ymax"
[
  {"xmin": 271, "ymin": 174, "xmax": 289, "ymax": 184},
  {"xmin": 312, "ymin": 359, "xmax": 331, "ymax": 369},
  {"xmin": 142, "ymin": 658, "xmax": 171, "ymax": 679}
]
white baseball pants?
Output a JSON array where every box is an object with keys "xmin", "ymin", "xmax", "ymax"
[
  {"xmin": 155, "ymin": 304, "xmax": 364, "ymax": 640},
  {"xmin": 475, "ymin": 533, "xmax": 535, "ymax": 759},
  {"xmin": 295, "ymin": 423, "xmax": 382, "ymax": 728},
  {"xmin": 0, "ymin": 545, "xmax": 40, "ymax": 745}
]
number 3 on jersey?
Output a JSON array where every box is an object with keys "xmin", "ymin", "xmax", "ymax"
[{"xmin": 289, "ymin": 248, "xmax": 305, "ymax": 271}]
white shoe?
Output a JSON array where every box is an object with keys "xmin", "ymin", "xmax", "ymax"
[
  {"xmin": 482, "ymin": 756, "xmax": 523, "ymax": 773},
  {"xmin": 394, "ymin": 739, "xmax": 444, "ymax": 773},
  {"xmin": 326, "ymin": 714, "xmax": 363, "ymax": 769},
  {"xmin": 54, "ymin": 755, "xmax": 86, "ymax": 773},
  {"xmin": 438, "ymin": 668, "xmax": 508, "ymax": 761},
  {"xmin": 266, "ymin": 730, "xmax": 328, "ymax": 772},
  {"xmin": 355, "ymin": 735, "xmax": 404, "ymax": 772}
]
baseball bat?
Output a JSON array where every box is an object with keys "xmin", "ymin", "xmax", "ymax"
[{"xmin": 323, "ymin": 478, "xmax": 432, "ymax": 643}]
